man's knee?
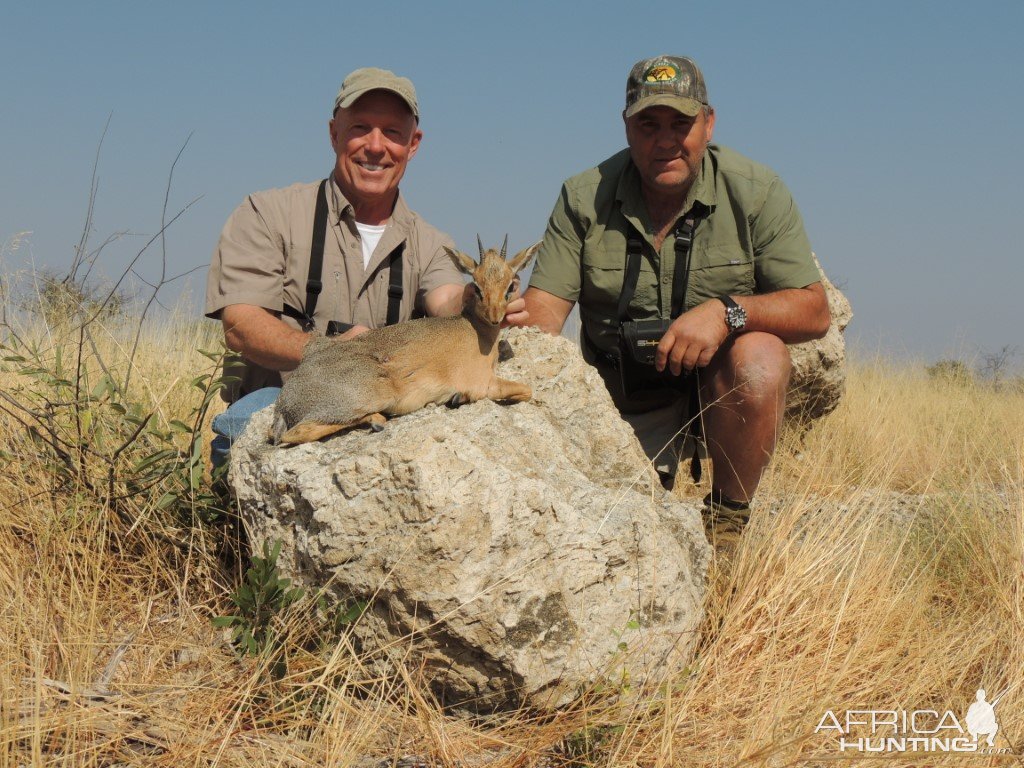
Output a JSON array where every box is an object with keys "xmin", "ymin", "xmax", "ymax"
[
  {"xmin": 705, "ymin": 332, "xmax": 791, "ymax": 402},
  {"xmin": 211, "ymin": 387, "xmax": 281, "ymax": 443},
  {"xmin": 210, "ymin": 386, "xmax": 281, "ymax": 471}
]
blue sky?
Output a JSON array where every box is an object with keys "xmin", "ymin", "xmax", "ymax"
[{"xmin": 2, "ymin": 0, "xmax": 1021, "ymax": 366}]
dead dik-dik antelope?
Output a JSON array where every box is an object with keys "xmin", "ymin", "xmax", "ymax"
[{"xmin": 271, "ymin": 238, "xmax": 539, "ymax": 445}]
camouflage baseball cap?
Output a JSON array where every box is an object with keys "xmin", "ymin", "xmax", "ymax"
[
  {"xmin": 624, "ymin": 55, "xmax": 708, "ymax": 118},
  {"xmin": 333, "ymin": 67, "xmax": 419, "ymax": 119}
]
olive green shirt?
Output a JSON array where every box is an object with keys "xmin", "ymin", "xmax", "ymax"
[
  {"xmin": 530, "ymin": 144, "xmax": 821, "ymax": 356},
  {"xmin": 205, "ymin": 176, "xmax": 462, "ymax": 401}
]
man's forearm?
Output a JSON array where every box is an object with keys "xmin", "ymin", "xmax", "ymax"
[
  {"xmin": 521, "ymin": 287, "xmax": 574, "ymax": 335},
  {"xmin": 221, "ymin": 305, "xmax": 312, "ymax": 371},
  {"xmin": 424, "ymin": 284, "xmax": 466, "ymax": 317},
  {"xmin": 731, "ymin": 283, "xmax": 830, "ymax": 344}
]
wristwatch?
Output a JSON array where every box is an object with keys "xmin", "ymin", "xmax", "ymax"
[{"xmin": 717, "ymin": 295, "xmax": 747, "ymax": 333}]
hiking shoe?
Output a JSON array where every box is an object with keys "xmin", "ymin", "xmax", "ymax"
[{"xmin": 702, "ymin": 491, "xmax": 751, "ymax": 536}]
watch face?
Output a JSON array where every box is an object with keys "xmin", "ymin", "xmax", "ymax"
[
  {"xmin": 727, "ymin": 306, "xmax": 746, "ymax": 331},
  {"xmin": 718, "ymin": 296, "xmax": 746, "ymax": 331}
]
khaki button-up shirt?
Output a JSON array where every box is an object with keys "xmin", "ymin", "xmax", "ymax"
[{"xmin": 205, "ymin": 176, "xmax": 463, "ymax": 401}]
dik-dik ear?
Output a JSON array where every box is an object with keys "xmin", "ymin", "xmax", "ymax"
[
  {"xmin": 443, "ymin": 246, "xmax": 478, "ymax": 275},
  {"xmin": 506, "ymin": 242, "xmax": 541, "ymax": 275}
]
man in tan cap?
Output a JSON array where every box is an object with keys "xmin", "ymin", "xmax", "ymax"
[
  {"xmin": 517, "ymin": 55, "xmax": 830, "ymax": 537},
  {"xmin": 206, "ymin": 67, "xmax": 522, "ymax": 465}
]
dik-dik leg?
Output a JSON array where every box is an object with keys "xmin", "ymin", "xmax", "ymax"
[
  {"xmin": 486, "ymin": 377, "xmax": 532, "ymax": 403},
  {"xmin": 280, "ymin": 411, "xmax": 386, "ymax": 445}
]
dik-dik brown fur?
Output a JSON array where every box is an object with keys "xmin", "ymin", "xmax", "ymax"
[{"xmin": 271, "ymin": 239, "xmax": 539, "ymax": 445}]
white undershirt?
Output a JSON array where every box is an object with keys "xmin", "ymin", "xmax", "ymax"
[{"xmin": 354, "ymin": 221, "xmax": 387, "ymax": 269}]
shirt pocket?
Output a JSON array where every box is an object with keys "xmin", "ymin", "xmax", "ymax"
[
  {"xmin": 281, "ymin": 233, "xmax": 311, "ymax": 316},
  {"xmin": 687, "ymin": 245, "xmax": 755, "ymax": 308},
  {"xmin": 581, "ymin": 242, "xmax": 626, "ymax": 315},
  {"xmin": 581, "ymin": 238, "xmax": 660, "ymax": 319}
]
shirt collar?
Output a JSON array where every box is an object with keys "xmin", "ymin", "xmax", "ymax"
[
  {"xmin": 688, "ymin": 147, "xmax": 717, "ymax": 213},
  {"xmin": 328, "ymin": 174, "xmax": 351, "ymax": 224},
  {"xmin": 615, "ymin": 146, "xmax": 718, "ymax": 224},
  {"xmin": 327, "ymin": 174, "xmax": 412, "ymax": 229}
]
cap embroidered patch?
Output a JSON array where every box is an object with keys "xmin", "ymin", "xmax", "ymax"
[{"xmin": 644, "ymin": 64, "xmax": 679, "ymax": 83}]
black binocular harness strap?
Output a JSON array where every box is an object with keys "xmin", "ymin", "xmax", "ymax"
[
  {"xmin": 615, "ymin": 229, "xmax": 646, "ymax": 323},
  {"xmin": 384, "ymin": 244, "xmax": 404, "ymax": 326},
  {"xmin": 590, "ymin": 214, "xmax": 702, "ymax": 365},
  {"xmin": 616, "ymin": 215, "xmax": 704, "ymax": 483},
  {"xmin": 617, "ymin": 215, "xmax": 698, "ymax": 323},
  {"xmin": 283, "ymin": 178, "xmax": 404, "ymax": 332}
]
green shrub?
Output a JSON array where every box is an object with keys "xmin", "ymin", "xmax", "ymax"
[
  {"xmin": 213, "ymin": 539, "xmax": 304, "ymax": 658},
  {"xmin": 212, "ymin": 539, "xmax": 367, "ymax": 681}
]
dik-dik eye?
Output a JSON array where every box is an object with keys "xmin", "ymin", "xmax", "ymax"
[
  {"xmin": 504, "ymin": 282, "xmax": 515, "ymax": 299},
  {"xmin": 473, "ymin": 284, "xmax": 483, "ymax": 298}
]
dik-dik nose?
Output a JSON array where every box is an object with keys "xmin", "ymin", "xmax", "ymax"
[{"xmin": 483, "ymin": 300, "xmax": 506, "ymax": 325}]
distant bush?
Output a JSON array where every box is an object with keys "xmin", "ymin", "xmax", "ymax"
[
  {"xmin": 926, "ymin": 348, "xmax": 1021, "ymax": 392},
  {"xmin": 978, "ymin": 344, "xmax": 1019, "ymax": 391},
  {"xmin": 26, "ymin": 269, "xmax": 129, "ymax": 328},
  {"xmin": 925, "ymin": 358, "xmax": 974, "ymax": 385}
]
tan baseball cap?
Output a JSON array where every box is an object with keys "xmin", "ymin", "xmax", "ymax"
[
  {"xmin": 624, "ymin": 55, "xmax": 709, "ymax": 118},
  {"xmin": 333, "ymin": 67, "xmax": 419, "ymax": 119}
]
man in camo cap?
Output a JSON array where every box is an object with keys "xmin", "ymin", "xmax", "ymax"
[{"xmin": 518, "ymin": 55, "xmax": 830, "ymax": 538}]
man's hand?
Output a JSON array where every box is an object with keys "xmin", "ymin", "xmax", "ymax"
[
  {"xmin": 502, "ymin": 280, "xmax": 528, "ymax": 327},
  {"xmin": 653, "ymin": 283, "xmax": 831, "ymax": 376},
  {"xmin": 655, "ymin": 299, "xmax": 729, "ymax": 376},
  {"xmin": 336, "ymin": 324, "xmax": 371, "ymax": 341}
]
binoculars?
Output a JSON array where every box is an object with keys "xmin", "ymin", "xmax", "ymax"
[{"xmin": 617, "ymin": 318, "xmax": 692, "ymax": 395}]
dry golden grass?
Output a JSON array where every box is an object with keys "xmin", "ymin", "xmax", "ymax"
[{"xmin": 1, "ymin": 309, "xmax": 1022, "ymax": 767}]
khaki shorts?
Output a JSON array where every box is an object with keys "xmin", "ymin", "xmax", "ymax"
[
  {"xmin": 588, "ymin": 352, "xmax": 705, "ymax": 480},
  {"xmin": 621, "ymin": 395, "xmax": 706, "ymax": 479}
]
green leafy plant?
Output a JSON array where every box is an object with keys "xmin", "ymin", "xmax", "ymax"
[
  {"xmin": 213, "ymin": 539, "xmax": 368, "ymax": 683},
  {"xmin": 0, "ymin": 127, "xmax": 228, "ymax": 541},
  {"xmin": 610, "ymin": 611, "xmax": 642, "ymax": 654},
  {"xmin": 581, "ymin": 610, "xmax": 645, "ymax": 700},
  {"xmin": 213, "ymin": 539, "xmax": 304, "ymax": 658},
  {"xmin": 0, "ymin": 333, "xmax": 235, "ymax": 531},
  {"xmin": 557, "ymin": 724, "xmax": 625, "ymax": 767}
]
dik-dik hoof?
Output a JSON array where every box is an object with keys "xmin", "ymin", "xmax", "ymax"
[
  {"xmin": 498, "ymin": 339, "xmax": 514, "ymax": 362},
  {"xmin": 447, "ymin": 392, "xmax": 467, "ymax": 408}
]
